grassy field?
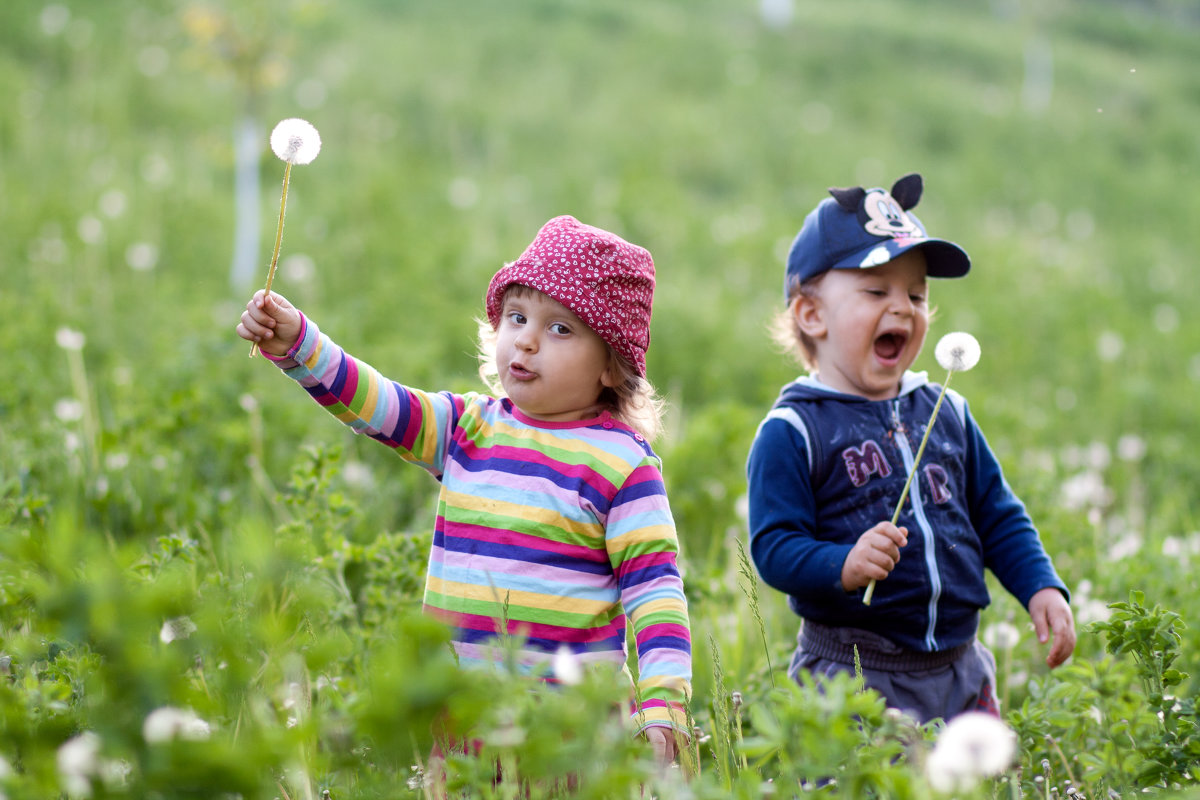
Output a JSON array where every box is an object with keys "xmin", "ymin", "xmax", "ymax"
[{"xmin": 3, "ymin": 0, "xmax": 1200, "ymax": 797}]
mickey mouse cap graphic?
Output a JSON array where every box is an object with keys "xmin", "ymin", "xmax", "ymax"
[{"xmin": 784, "ymin": 172, "xmax": 971, "ymax": 295}]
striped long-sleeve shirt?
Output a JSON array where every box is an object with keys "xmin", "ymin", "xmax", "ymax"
[{"xmin": 265, "ymin": 314, "xmax": 692, "ymax": 732}]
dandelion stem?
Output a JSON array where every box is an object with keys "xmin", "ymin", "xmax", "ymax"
[
  {"xmin": 863, "ymin": 370, "xmax": 954, "ymax": 605},
  {"xmin": 249, "ymin": 159, "xmax": 293, "ymax": 358}
]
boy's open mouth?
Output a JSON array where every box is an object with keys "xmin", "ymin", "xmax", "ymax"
[{"xmin": 874, "ymin": 332, "xmax": 908, "ymax": 361}]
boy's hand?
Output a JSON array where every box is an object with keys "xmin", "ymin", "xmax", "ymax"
[
  {"xmin": 841, "ymin": 522, "xmax": 908, "ymax": 592},
  {"xmin": 1028, "ymin": 587, "xmax": 1076, "ymax": 668},
  {"xmin": 237, "ymin": 290, "xmax": 302, "ymax": 357}
]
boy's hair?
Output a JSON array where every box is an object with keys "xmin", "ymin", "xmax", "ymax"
[
  {"xmin": 771, "ymin": 274, "xmax": 824, "ymax": 371},
  {"xmin": 476, "ymin": 300, "xmax": 666, "ymax": 442}
]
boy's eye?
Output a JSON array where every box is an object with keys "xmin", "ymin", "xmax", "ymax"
[
  {"xmin": 910, "ymin": 294, "xmax": 927, "ymax": 304},
  {"xmin": 865, "ymin": 288, "xmax": 887, "ymax": 297}
]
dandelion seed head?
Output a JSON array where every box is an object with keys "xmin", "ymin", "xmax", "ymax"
[
  {"xmin": 553, "ymin": 644, "xmax": 583, "ymax": 685},
  {"xmin": 57, "ymin": 731, "xmax": 101, "ymax": 797},
  {"xmin": 56, "ymin": 327, "xmax": 86, "ymax": 351},
  {"xmin": 125, "ymin": 242, "xmax": 158, "ymax": 271},
  {"xmin": 934, "ymin": 331, "xmax": 981, "ymax": 372},
  {"xmin": 55, "ymin": 399, "xmax": 85, "ymax": 423},
  {"xmin": 159, "ymin": 616, "xmax": 197, "ymax": 643},
  {"xmin": 926, "ymin": 712, "xmax": 1016, "ymax": 793},
  {"xmin": 983, "ymin": 621, "xmax": 1021, "ymax": 650},
  {"xmin": 143, "ymin": 707, "xmax": 210, "ymax": 743},
  {"xmin": 270, "ymin": 117, "xmax": 321, "ymax": 165}
]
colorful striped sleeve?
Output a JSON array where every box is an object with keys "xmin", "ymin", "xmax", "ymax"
[
  {"xmin": 266, "ymin": 314, "xmax": 464, "ymax": 477},
  {"xmin": 607, "ymin": 456, "xmax": 693, "ymax": 734}
]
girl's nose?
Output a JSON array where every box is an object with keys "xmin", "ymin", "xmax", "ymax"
[{"xmin": 514, "ymin": 328, "xmax": 538, "ymax": 352}]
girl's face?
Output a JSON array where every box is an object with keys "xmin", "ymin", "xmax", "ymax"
[
  {"xmin": 794, "ymin": 249, "xmax": 929, "ymax": 401},
  {"xmin": 494, "ymin": 288, "xmax": 616, "ymax": 422}
]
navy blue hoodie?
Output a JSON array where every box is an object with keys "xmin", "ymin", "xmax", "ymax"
[{"xmin": 747, "ymin": 372, "xmax": 1067, "ymax": 653}]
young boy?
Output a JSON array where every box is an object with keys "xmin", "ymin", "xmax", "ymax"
[{"xmin": 746, "ymin": 173, "xmax": 1075, "ymax": 723}]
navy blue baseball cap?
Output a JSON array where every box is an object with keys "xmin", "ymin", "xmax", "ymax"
[{"xmin": 784, "ymin": 173, "xmax": 970, "ymax": 298}]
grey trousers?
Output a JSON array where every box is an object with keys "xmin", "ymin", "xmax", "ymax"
[{"xmin": 788, "ymin": 620, "xmax": 999, "ymax": 724}]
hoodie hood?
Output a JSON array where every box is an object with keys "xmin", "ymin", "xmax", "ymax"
[{"xmin": 778, "ymin": 370, "xmax": 930, "ymax": 405}]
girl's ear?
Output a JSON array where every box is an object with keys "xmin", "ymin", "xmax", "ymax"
[
  {"xmin": 792, "ymin": 293, "xmax": 826, "ymax": 340},
  {"xmin": 599, "ymin": 352, "xmax": 621, "ymax": 390}
]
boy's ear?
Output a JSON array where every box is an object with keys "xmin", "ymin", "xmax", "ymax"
[{"xmin": 791, "ymin": 293, "xmax": 826, "ymax": 340}]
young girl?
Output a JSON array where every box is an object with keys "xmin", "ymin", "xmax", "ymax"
[{"xmin": 237, "ymin": 215, "xmax": 692, "ymax": 763}]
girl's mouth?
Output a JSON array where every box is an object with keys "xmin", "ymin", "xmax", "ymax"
[
  {"xmin": 874, "ymin": 332, "xmax": 908, "ymax": 363},
  {"xmin": 508, "ymin": 362, "xmax": 535, "ymax": 380}
]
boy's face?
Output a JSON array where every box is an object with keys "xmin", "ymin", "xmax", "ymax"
[
  {"xmin": 793, "ymin": 249, "xmax": 929, "ymax": 401},
  {"xmin": 495, "ymin": 288, "xmax": 617, "ymax": 422}
]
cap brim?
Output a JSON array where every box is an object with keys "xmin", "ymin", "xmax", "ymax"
[{"xmin": 832, "ymin": 237, "xmax": 971, "ymax": 278}]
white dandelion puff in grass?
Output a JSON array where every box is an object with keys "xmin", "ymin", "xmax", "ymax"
[
  {"xmin": 159, "ymin": 616, "xmax": 197, "ymax": 643},
  {"xmin": 552, "ymin": 644, "xmax": 583, "ymax": 686},
  {"xmin": 925, "ymin": 712, "xmax": 1016, "ymax": 794},
  {"xmin": 56, "ymin": 327, "xmax": 86, "ymax": 351},
  {"xmin": 935, "ymin": 331, "xmax": 981, "ymax": 372},
  {"xmin": 143, "ymin": 707, "xmax": 211, "ymax": 743},
  {"xmin": 269, "ymin": 117, "xmax": 321, "ymax": 165},
  {"xmin": 56, "ymin": 731, "xmax": 101, "ymax": 798}
]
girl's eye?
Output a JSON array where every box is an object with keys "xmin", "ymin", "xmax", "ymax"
[
  {"xmin": 549, "ymin": 322, "xmax": 570, "ymax": 336},
  {"xmin": 865, "ymin": 289, "xmax": 887, "ymax": 297},
  {"xmin": 910, "ymin": 294, "xmax": 926, "ymax": 304},
  {"xmin": 506, "ymin": 311, "xmax": 526, "ymax": 325}
]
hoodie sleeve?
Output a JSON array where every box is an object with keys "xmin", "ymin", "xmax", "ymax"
[
  {"xmin": 960, "ymin": 402, "xmax": 1069, "ymax": 607},
  {"xmin": 746, "ymin": 415, "xmax": 854, "ymax": 599}
]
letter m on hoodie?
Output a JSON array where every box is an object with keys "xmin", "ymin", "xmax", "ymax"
[{"xmin": 841, "ymin": 440, "xmax": 892, "ymax": 487}]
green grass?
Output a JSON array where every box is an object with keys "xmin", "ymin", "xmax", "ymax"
[{"xmin": 3, "ymin": 0, "xmax": 1200, "ymax": 796}]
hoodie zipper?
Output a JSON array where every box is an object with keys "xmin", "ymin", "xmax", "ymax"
[{"xmin": 891, "ymin": 399, "xmax": 941, "ymax": 651}]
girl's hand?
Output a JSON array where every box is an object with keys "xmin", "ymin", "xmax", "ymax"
[
  {"xmin": 841, "ymin": 522, "xmax": 908, "ymax": 591},
  {"xmin": 237, "ymin": 290, "xmax": 302, "ymax": 357},
  {"xmin": 643, "ymin": 726, "xmax": 684, "ymax": 768},
  {"xmin": 1028, "ymin": 587, "xmax": 1076, "ymax": 668}
]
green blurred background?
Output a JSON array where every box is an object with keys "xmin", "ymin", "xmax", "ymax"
[{"xmin": 3, "ymin": 0, "xmax": 1200, "ymax": 792}]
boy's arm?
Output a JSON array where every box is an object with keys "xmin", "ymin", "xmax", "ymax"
[
  {"xmin": 962, "ymin": 408, "xmax": 1069, "ymax": 606},
  {"xmin": 607, "ymin": 458, "xmax": 692, "ymax": 738},
  {"xmin": 746, "ymin": 419, "xmax": 853, "ymax": 598}
]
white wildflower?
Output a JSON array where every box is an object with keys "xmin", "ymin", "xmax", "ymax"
[
  {"xmin": 105, "ymin": 452, "xmax": 129, "ymax": 471},
  {"xmin": 142, "ymin": 707, "xmax": 211, "ymax": 743},
  {"xmin": 760, "ymin": 0, "xmax": 794, "ymax": 29},
  {"xmin": 159, "ymin": 616, "xmax": 197, "ymax": 644},
  {"xmin": 238, "ymin": 393, "xmax": 259, "ymax": 413},
  {"xmin": 1117, "ymin": 434, "xmax": 1147, "ymax": 462},
  {"xmin": 99, "ymin": 189, "xmax": 127, "ymax": 218},
  {"xmin": 1074, "ymin": 598, "xmax": 1112, "ymax": 625},
  {"xmin": 54, "ymin": 399, "xmax": 85, "ymax": 423},
  {"xmin": 1106, "ymin": 530, "xmax": 1142, "ymax": 562},
  {"xmin": 934, "ymin": 332, "xmax": 981, "ymax": 372},
  {"xmin": 270, "ymin": 118, "xmax": 321, "ymax": 165},
  {"xmin": 56, "ymin": 327, "xmax": 86, "ymax": 351},
  {"xmin": 56, "ymin": 731, "xmax": 101, "ymax": 798},
  {"xmin": 925, "ymin": 712, "xmax": 1016, "ymax": 793},
  {"xmin": 0, "ymin": 752, "xmax": 10, "ymax": 779},
  {"xmin": 1096, "ymin": 331, "xmax": 1124, "ymax": 362},
  {"xmin": 342, "ymin": 460, "xmax": 376, "ymax": 491},
  {"xmin": 125, "ymin": 242, "xmax": 158, "ymax": 271},
  {"xmin": 552, "ymin": 644, "xmax": 583, "ymax": 686}
]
